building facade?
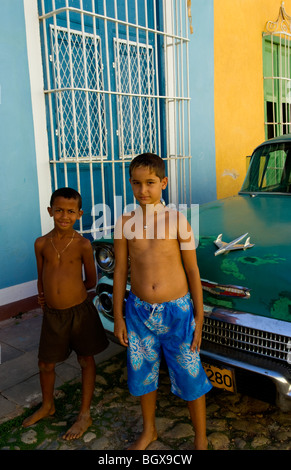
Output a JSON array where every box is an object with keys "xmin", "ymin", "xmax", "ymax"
[
  {"xmin": 214, "ymin": 0, "xmax": 291, "ymax": 198},
  {"xmin": 1, "ymin": 0, "xmax": 289, "ymax": 306}
]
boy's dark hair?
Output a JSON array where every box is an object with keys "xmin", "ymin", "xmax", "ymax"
[
  {"xmin": 129, "ymin": 153, "xmax": 166, "ymax": 180},
  {"xmin": 50, "ymin": 187, "xmax": 82, "ymax": 209}
]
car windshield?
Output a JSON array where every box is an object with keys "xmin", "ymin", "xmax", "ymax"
[{"xmin": 241, "ymin": 142, "xmax": 291, "ymax": 193}]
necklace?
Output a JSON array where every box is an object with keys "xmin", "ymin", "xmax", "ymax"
[
  {"xmin": 50, "ymin": 232, "xmax": 75, "ymax": 259},
  {"xmin": 143, "ymin": 202, "xmax": 166, "ymax": 230}
]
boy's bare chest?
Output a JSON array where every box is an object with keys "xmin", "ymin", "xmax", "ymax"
[
  {"xmin": 42, "ymin": 241, "xmax": 81, "ymax": 266},
  {"xmin": 128, "ymin": 236, "xmax": 179, "ymax": 258}
]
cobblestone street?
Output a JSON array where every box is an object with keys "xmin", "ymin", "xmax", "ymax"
[{"xmin": 1, "ymin": 349, "xmax": 291, "ymax": 451}]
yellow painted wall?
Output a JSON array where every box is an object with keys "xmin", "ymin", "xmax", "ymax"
[{"xmin": 214, "ymin": 0, "xmax": 290, "ymax": 199}]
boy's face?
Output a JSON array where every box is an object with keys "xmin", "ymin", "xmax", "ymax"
[
  {"xmin": 47, "ymin": 197, "xmax": 83, "ymax": 231},
  {"xmin": 130, "ymin": 166, "xmax": 168, "ymax": 207}
]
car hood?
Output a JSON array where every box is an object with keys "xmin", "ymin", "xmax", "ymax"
[{"xmin": 195, "ymin": 194, "xmax": 291, "ymax": 323}]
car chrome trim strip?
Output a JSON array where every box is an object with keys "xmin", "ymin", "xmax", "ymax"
[
  {"xmin": 201, "ymin": 279, "xmax": 250, "ymax": 298},
  {"xmin": 239, "ymin": 191, "xmax": 291, "ymax": 196}
]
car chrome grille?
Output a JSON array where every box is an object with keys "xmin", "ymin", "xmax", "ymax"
[{"xmin": 202, "ymin": 317, "xmax": 290, "ymax": 363}]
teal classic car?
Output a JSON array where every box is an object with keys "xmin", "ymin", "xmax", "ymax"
[{"xmin": 92, "ymin": 135, "xmax": 291, "ymax": 411}]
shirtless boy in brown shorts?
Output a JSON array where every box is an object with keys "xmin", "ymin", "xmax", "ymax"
[{"xmin": 23, "ymin": 187, "xmax": 108, "ymax": 440}]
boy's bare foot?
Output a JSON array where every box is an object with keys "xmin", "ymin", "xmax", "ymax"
[
  {"xmin": 194, "ymin": 436, "xmax": 209, "ymax": 450},
  {"xmin": 62, "ymin": 412, "xmax": 92, "ymax": 440},
  {"xmin": 22, "ymin": 404, "xmax": 55, "ymax": 428},
  {"xmin": 128, "ymin": 428, "xmax": 158, "ymax": 450}
]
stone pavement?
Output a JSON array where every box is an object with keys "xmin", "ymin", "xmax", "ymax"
[{"xmin": 0, "ymin": 309, "xmax": 291, "ymax": 451}]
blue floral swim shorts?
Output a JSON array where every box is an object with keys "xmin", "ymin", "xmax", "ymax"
[{"xmin": 125, "ymin": 291, "xmax": 212, "ymax": 401}]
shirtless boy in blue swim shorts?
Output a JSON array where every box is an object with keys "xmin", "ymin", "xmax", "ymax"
[{"xmin": 113, "ymin": 153, "xmax": 212, "ymax": 450}]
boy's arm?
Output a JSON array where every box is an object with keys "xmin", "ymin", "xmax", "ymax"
[
  {"xmin": 178, "ymin": 214, "xmax": 204, "ymax": 352},
  {"xmin": 82, "ymin": 238, "xmax": 97, "ymax": 290},
  {"xmin": 34, "ymin": 238, "xmax": 45, "ymax": 309},
  {"xmin": 113, "ymin": 216, "xmax": 129, "ymax": 347}
]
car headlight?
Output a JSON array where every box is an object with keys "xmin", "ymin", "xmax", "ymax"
[{"xmin": 94, "ymin": 245, "xmax": 115, "ymax": 273}]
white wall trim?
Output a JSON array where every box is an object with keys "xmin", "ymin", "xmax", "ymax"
[
  {"xmin": 163, "ymin": 0, "xmax": 178, "ymax": 205},
  {"xmin": 0, "ymin": 281, "xmax": 38, "ymax": 306},
  {"xmin": 23, "ymin": 0, "xmax": 53, "ymax": 235}
]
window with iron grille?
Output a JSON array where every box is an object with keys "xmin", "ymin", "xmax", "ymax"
[
  {"xmin": 263, "ymin": 4, "xmax": 291, "ymax": 140},
  {"xmin": 50, "ymin": 25, "xmax": 107, "ymax": 160},
  {"xmin": 114, "ymin": 38, "xmax": 157, "ymax": 158}
]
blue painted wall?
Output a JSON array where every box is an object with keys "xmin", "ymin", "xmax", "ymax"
[
  {"xmin": 0, "ymin": 1, "xmax": 41, "ymax": 290},
  {"xmin": 189, "ymin": 0, "xmax": 216, "ymax": 204}
]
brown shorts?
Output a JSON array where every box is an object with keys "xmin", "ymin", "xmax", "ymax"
[{"xmin": 38, "ymin": 297, "xmax": 109, "ymax": 363}]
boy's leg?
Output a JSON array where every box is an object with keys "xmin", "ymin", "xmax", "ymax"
[
  {"xmin": 187, "ymin": 394, "xmax": 208, "ymax": 450},
  {"xmin": 125, "ymin": 292, "xmax": 161, "ymax": 449},
  {"xmin": 23, "ymin": 361, "xmax": 56, "ymax": 427},
  {"xmin": 128, "ymin": 390, "xmax": 158, "ymax": 450},
  {"xmin": 63, "ymin": 355, "xmax": 95, "ymax": 440}
]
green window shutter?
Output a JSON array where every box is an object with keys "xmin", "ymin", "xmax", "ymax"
[{"xmin": 263, "ymin": 34, "xmax": 291, "ymax": 139}]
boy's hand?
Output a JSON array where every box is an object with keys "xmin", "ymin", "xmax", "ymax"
[
  {"xmin": 37, "ymin": 292, "xmax": 46, "ymax": 309},
  {"xmin": 190, "ymin": 322, "xmax": 203, "ymax": 352},
  {"xmin": 114, "ymin": 317, "xmax": 129, "ymax": 347}
]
